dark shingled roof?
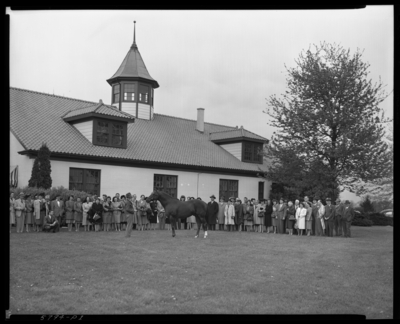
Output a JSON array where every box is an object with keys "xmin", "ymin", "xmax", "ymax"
[
  {"xmin": 10, "ymin": 87, "xmax": 269, "ymax": 173},
  {"xmin": 106, "ymin": 44, "xmax": 159, "ymax": 88}
]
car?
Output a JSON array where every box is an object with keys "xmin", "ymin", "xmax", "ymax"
[{"xmin": 380, "ymin": 209, "xmax": 393, "ymax": 218}]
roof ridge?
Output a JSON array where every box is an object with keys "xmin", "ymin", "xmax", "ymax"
[
  {"xmin": 209, "ymin": 128, "xmax": 240, "ymax": 135},
  {"xmin": 241, "ymin": 127, "xmax": 268, "ymax": 141},
  {"xmin": 154, "ymin": 113, "xmax": 237, "ymax": 129},
  {"xmin": 10, "ymin": 86, "xmax": 99, "ymax": 106}
]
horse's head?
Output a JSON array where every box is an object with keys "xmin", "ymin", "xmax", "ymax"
[{"xmin": 146, "ymin": 190, "xmax": 160, "ymax": 203}]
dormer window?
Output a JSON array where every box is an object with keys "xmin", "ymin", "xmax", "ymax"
[
  {"xmin": 123, "ymin": 83, "xmax": 135, "ymax": 102},
  {"xmin": 113, "ymin": 84, "xmax": 120, "ymax": 103},
  {"xmin": 139, "ymin": 84, "xmax": 149, "ymax": 104},
  {"xmin": 93, "ymin": 118, "xmax": 127, "ymax": 148},
  {"xmin": 243, "ymin": 142, "xmax": 263, "ymax": 163}
]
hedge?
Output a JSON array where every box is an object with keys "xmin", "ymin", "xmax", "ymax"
[
  {"xmin": 366, "ymin": 212, "xmax": 393, "ymax": 226},
  {"xmin": 9, "ymin": 186, "xmax": 94, "ymax": 202},
  {"xmin": 352, "ymin": 212, "xmax": 373, "ymax": 227}
]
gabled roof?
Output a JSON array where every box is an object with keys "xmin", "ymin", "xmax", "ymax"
[
  {"xmin": 210, "ymin": 127, "xmax": 268, "ymax": 143},
  {"xmin": 10, "ymin": 87, "xmax": 269, "ymax": 173},
  {"xmin": 62, "ymin": 101, "xmax": 135, "ymax": 123},
  {"xmin": 106, "ymin": 44, "xmax": 159, "ymax": 88}
]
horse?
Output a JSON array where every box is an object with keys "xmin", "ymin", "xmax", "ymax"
[{"xmin": 146, "ymin": 190, "xmax": 209, "ymax": 238}]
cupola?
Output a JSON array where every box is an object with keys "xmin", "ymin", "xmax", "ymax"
[{"xmin": 107, "ymin": 21, "xmax": 159, "ymax": 120}]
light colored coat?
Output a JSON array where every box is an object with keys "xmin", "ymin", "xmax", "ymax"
[
  {"xmin": 296, "ymin": 207, "xmax": 307, "ymax": 229},
  {"xmin": 224, "ymin": 203, "xmax": 235, "ymax": 225},
  {"xmin": 14, "ymin": 198, "xmax": 25, "ymax": 217}
]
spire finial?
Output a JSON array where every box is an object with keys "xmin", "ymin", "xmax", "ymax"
[{"xmin": 133, "ymin": 21, "xmax": 136, "ymax": 44}]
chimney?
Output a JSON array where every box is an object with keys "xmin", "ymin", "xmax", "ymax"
[{"xmin": 196, "ymin": 108, "xmax": 205, "ymax": 133}]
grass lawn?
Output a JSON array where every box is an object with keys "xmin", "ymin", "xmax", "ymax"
[{"xmin": 9, "ymin": 226, "xmax": 393, "ymax": 318}]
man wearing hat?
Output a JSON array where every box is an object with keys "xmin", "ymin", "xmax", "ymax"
[
  {"xmin": 342, "ymin": 200, "xmax": 355, "ymax": 238},
  {"xmin": 14, "ymin": 192, "xmax": 26, "ymax": 233},
  {"xmin": 324, "ymin": 198, "xmax": 335, "ymax": 237},
  {"xmin": 334, "ymin": 198, "xmax": 345, "ymax": 236},
  {"xmin": 125, "ymin": 193, "xmax": 136, "ymax": 237},
  {"xmin": 206, "ymin": 195, "xmax": 219, "ymax": 231}
]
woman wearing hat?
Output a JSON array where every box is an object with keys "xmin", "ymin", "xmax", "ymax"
[
  {"xmin": 24, "ymin": 195, "xmax": 34, "ymax": 233},
  {"xmin": 14, "ymin": 192, "xmax": 26, "ymax": 233},
  {"xmin": 224, "ymin": 197, "xmax": 235, "ymax": 232},
  {"xmin": 217, "ymin": 196, "xmax": 227, "ymax": 231},
  {"xmin": 74, "ymin": 197, "xmax": 83, "ymax": 232}
]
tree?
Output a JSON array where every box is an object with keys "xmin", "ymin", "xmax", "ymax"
[
  {"xmin": 359, "ymin": 195, "xmax": 375, "ymax": 213},
  {"xmin": 264, "ymin": 42, "xmax": 392, "ymax": 198},
  {"xmin": 28, "ymin": 143, "xmax": 52, "ymax": 189}
]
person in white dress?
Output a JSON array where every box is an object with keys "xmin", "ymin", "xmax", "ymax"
[
  {"xmin": 296, "ymin": 202, "xmax": 307, "ymax": 235},
  {"xmin": 224, "ymin": 197, "xmax": 236, "ymax": 231},
  {"xmin": 82, "ymin": 196, "xmax": 93, "ymax": 232}
]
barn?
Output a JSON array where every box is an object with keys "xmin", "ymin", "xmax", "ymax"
[{"xmin": 9, "ymin": 26, "xmax": 271, "ymax": 201}]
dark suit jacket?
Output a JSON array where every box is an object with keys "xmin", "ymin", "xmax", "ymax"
[
  {"xmin": 286, "ymin": 205, "xmax": 296, "ymax": 220},
  {"xmin": 334, "ymin": 203, "xmax": 345, "ymax": 220},
  {"xmin": 343, "ymin": 206, "xmax": 355, "ymax": 222},
  {"xmin": 324, "ymin": 204, "xmax": 335, "ymax": 221},
  {"xmin": 206, "ymin": 201, "xmax": 219, "ymax": 224},
  {"xmin": 51, "ymin": 200, "xmax": 64, "ymax": 217}
]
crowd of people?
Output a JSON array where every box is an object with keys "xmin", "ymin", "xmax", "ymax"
[{"xmin": 9, "ymin": 191, "xmax": 355, "ymax": 238}]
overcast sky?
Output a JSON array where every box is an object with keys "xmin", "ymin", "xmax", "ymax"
[{"xmin": 8, "ymin": 7, "xmax": 393, "ymax": 202}]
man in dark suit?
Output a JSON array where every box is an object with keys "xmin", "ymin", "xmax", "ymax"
[
  {"xmin": 342, "ymin": 200, "xmax": 355, "ymax": 238},
  {"xmin": 206, "ymin": 195, "xmax": 219, "ymax": 231},
  {"xmin": 334, "ymin": 198, "xmax": 345, "ymax": 236},
  {"xmin": 51, "ymin": 194, "xmax": 65, "ymax": 228},
  {"xmin": 43, "ymin": 211, "xmax": 60, "ymax": 232},
  {"xmin": 324, "ymin": 198, "xmax": 335, "ymax": 237}
]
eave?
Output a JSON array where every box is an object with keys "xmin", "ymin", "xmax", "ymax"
[{"xmin": 63, "ymin": 112, "xmax": 135, "ymax": 124}]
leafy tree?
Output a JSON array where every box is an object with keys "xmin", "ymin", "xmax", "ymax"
[
  {"xmin": 264, "ymin": 42, "xmax": 391, "ymax": 198},
  {"xmin": 359, "ymin": 195, "xmax": 375, "ymax": 213},
  {"xmin": 28, "ymin": 143, "xmax": 52, "ymax": 189}
]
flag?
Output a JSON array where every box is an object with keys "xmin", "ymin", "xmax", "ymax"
[{"xmin": 10, "ymin": 165, "xmax": 18, "ymax": 188}]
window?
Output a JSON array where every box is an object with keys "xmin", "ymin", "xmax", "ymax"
[
  {"xmin": 94, "ymin": 119, "xmax": 127, "ymax": 148},
  {"xmin": 123, "ymin": 83, "xmax": 135, "ymax": 101},
  {"xmin": 258, "ymin": 182, "xmax": 264, "ymax": 201},
  {"xmin": 139, "ymin": 84, "xmax": 149, "ymax": 104},
  {"xmin": 153, "ymin": 174, "xmax": 177, "ymax": 198},
  {"xmin": 242, "ymin": 142, "xmax": 263, "ymax": 163},
  {"xmin": 219, "ymin": 179, "xmax": 238, "ymax": 201},
  {"xmin": 113, "ymin": 84, "xmax": 120, "ymax": 103},
  {"xmin": 69, "ymin": 168, "xmax": 100, "ymax": 196}
]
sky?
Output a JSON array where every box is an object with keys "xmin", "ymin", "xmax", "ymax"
[{"xmin": 8, "ymin": 7, "xmax": 393, "ymax": 202}]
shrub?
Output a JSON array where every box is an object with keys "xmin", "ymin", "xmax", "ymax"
[
  {"xmin": 10, "ymin": 186, "xmax": 93, "ymax": 202},
  {"xmin": 366, "ymin": 212, "xmax": 393, "ymax": 226},
  {"xmin": 351, "ymin": 209, "xmax": 372, "ymax": 226}
]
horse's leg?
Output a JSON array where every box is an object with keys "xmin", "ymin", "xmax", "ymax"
[
  {"xmin": 195, "ymin": 216, "xmax": 201, "ymax": 238},
  {"xmin": 202, "ymin": 216, "xmax": 208, "ymax": 238},
  {"xmin": 170, "ymin": 215, "xmax": 176, "ymax": 237}
]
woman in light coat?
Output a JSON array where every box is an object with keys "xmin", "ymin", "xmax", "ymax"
[
  {"xmin": 33, "ymin": 194, "xmax": 42, "ymax": 232},
  {"xmin": 224, "ymin": 197, "xmax": 236, "ymax": 231},
  {"xmin": 82, "ymin": 196, "xmax": 92, "ymax": 232},
  {"xmin": 252, "ymin": 199, "xmax": 261, "ymax": 232},
  {"xmin": 296, "ymin": 202, "xmax": 307, "ymax": 235},
  {"xmin": 256, "ymin": 200, "xmax": 266, "ymax": 233},
  {"xmin": 24, "ymin": 195, "xmax": 34, "ymax": 233},
  {"xmin": 14, "ymin": 192, "xmax": 26, "ymax": 233},
  {"xmin": 137, "ymin": 195, "xmax": 148, "ymax": 231}
]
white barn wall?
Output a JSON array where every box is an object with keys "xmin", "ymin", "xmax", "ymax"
[
  {"xmin": 220, "ymin": 143, "xmax": 242, "ymax": 160},
  {"xmin": 121, "ymin": 102, "xmax": 136, "ymax": 117},
  {"xmin": 49, "ymin": 159, "xmax": 271, "ymax": 200},
  {"xmin": 72, "ymin": 120, "xmax": 93, "ymax": 143},
  {"xmin": 10, "ymin": 131, "xmax": 34, "ymax": 187},
  {"xmin": 138, "ymin": 103, "xmax": 149, "ymax": 120}
]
